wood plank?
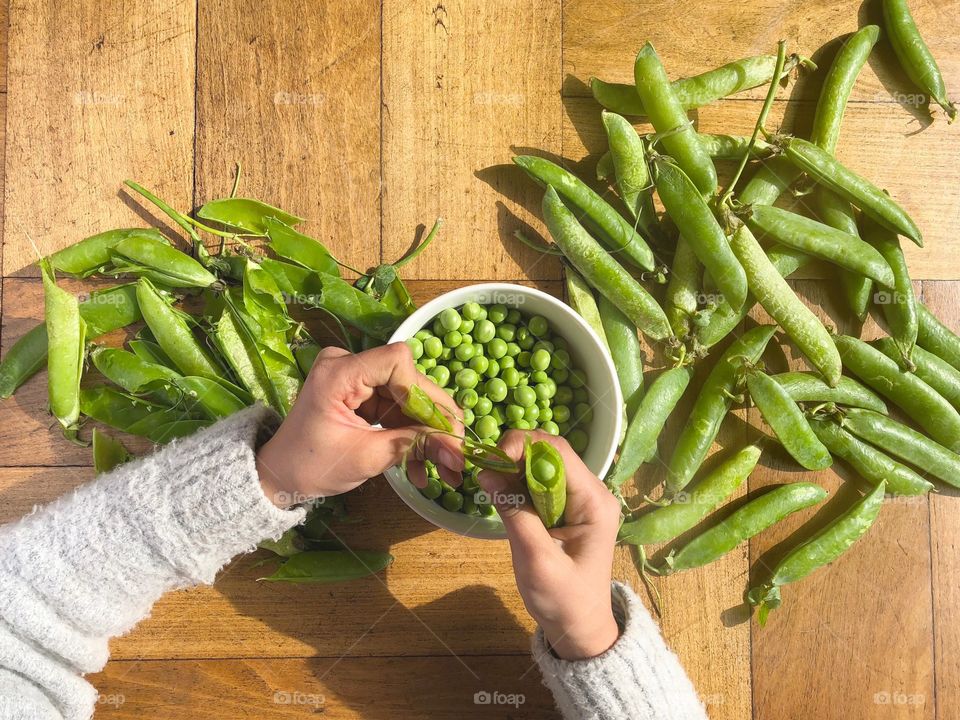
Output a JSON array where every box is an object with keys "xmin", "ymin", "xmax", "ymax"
[
  {"xmin": 749, "ymin": 280, "xmax": 934, "ymax": 720},
  {"xmin": 922, "ymin": 281, "xmax": 960, "ymax": 720},
  {"xmin": 381, "ymin": 0, "xmax": 564, "ymax": 281},
  {"xmin": 89, "ymin": 656, "xmax": 559, "ymax": 719},
  {"xmin": 3, "ymin": 0, "xmax": 195, "ymax": 277},
  {"xmin": 195, "ymin": 0, "xmax": 382, "ymax": 275},
  {"xmin": 563, "ymin": 0, "xmax": 960, "ymax": 109},
  {"xmin": 561, "ymin": 96, "xmax": 960, "ymax": 279},
  {"xmin": 0, "ymin": 0, "xmax": 8, "ymax": 93}
]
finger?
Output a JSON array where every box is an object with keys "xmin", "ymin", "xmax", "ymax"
[
  {"xmin": 359, "ymin": 424, "xmax": 465, "ymax": 481},
  {"xmin": 476, "ymin": 430, "xmax": 555, "ymax": 557},
  {"xmin": 406, "ymin": 459, "xmax": 428, "ymax": 489}
]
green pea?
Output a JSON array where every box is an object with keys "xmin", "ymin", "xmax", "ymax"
[
  {"xmin": 462, "ymin": 496, "xmax": 479, "ymax": 515},
  {"xmin": 478, "ymin": 502, "xmax": 496, "ymax": 517},
  {"xmin": 517, "ymin": 350, "xmax": 532, "ymax": 368},
  {"xmin": 489, "ymin": 304, "xmax": 508, "ymax": 323},
  {"xmin": 441, "ymin": 490, "xmax": 464, "ymax": 512},
  {"xmin": 474, "ymin": 319, "xmax": 496, "ymax": 343},
  {"xmin": 424, "ymin": 336, "xmax": 443, "ymax": 358},
  {"xmin": 457, "ymin": 387, "xmax": 479, "ymax": 408},
  {"xmin": 440, "ymin": 346, "xmax": 453, "ymax": 361},
  {"xmin": 524, "ymin": 404, "xmax": 540, "ymax": 421},
  {"xmin": 515, "ymin": 419, "xmax": 532, "ymax": 430},
  {"xmin": 484, "ymin": 359, "xmax": 500, "ymax": 378},
  {"xmin": 506, "ymin": 404, "xmax": 525, "ymax": 422},
  {"xmin": 460, "ymin": 333, "xmax": 473, "ymax": 345},
  {"xmin": 539, "ymin": 406, "xmax": 554, "ymax": 422},
  {"xmin": 499, "ymin": 355, "xmax": 516, "ymax": 370},
  {"xmin": 541, "ymin": 420, "xmax": 560, "ymax": 435},
  {"xmin": 496, "ymin": 323, "xmax": 517, "ymax": 342},
  {"xmin": 514, "ymin": 385, "xmax": 537, "ymax": 407},
  {"xmin": 428, "ymin": 365, "xmax": 451, "ymax": 387},
  {"xmin": 528, "ymin": 315, "xmax": 549, "ymax": 336},
  {"xmin": 506, "ymin": 308, "xmax": 521, "ymax": 324},
  {"xmin": 432, "ymin": 318, "xmax": 446, "ymax": 337},
  {"xmin": 469, "ymin": 355, "xmax": 489, "ymax": 374},
  {"xmin": 471, "ymin": 342, "xmax": 484, "ymax": 356},
  {"xmin": 535, "ymin": 380, "xmax": 556, "ymax": 401},
  {"xmin": 456, "ymin": 368, "xmax": 479, "ymax": 389},
  {"xmin": 486, "ymin": 377, "xmax": 508, "ymax": 402},
  {"xmin": 506, "ymin": 341, "xmax": 521, "ymax": 357},
  {"xmin": 474, "ymin": 396, "xmax": 493, "ymax": 416},
  {"xmin": 553, "ymin": 405, "xmax": 571, "ymax": 423},
  {"xmin": 557, "ymin": 421, "xmax": 571, "ymax": 435},
  {"xmin": 552, "ymin": 368, "xmax": 570, "ymax": 385},
  {"xmin": 502, "ymin": 367, "xmax": 521, "ymax": 387},
  {"xmin": 555, "ymin": 386, "xmax": 574, "ymax": 405},
  {"xmin": 553, "ymin": 348, "xmax": 571, "ymax": 369},
  {"xmin": 407, "ymin": 337, "xmax": 424, "ymax": 359},
  {"xmin": 444, "ymin": 387, "xmax": 456, "ymax": 397},
  {"xmin": 531, "ymin": 370, "xmax": 549, "ymax": 384},
  {"xmin": 444, "ymin": 330, "xmax": 463, "ymax": 348},
  {"xmin": 463, "ymin": 407, "xmax": 475, "ymax": 426},
  {"xmin": 517, "ymin": 328, "xmax": 535, "ymax": 350},
  {"xmin": 455, "ymin": 343, "xmax": 476, "ymax": 361},
  {"xmin": 476, "ymin": 414, "xmax": 499, "ymax": 438},
  {"xmin": 415, "ymin": 362, "xmax": 426, "ymax": 374},
  {"xmin": 448, "ymin": 360, "xmax": 465, "ymax": 374},
  {"xmin": 573, "ymin": 387, "xmax": 589, "ymax": 403},
  {"xmin": 490, "ymin": 405, "xmax": 505, "ymax": 425},
  {"xmin": 440, "ymin": 307, "xmax": 462, "ymax": 331},
  {"xmin": 553, "ymin": 336, "xmax": 568, "ymax": 352},
  {"xmin": 420, "ymin": 477, "xmax": 443, "ymax": 500},
  {"xmin": 532, "ymin": 457, "xmax": 557, "ymax": 482},
  {"xmin": 567, "ymin": 429, "xmax": 588, "ymax": 453},
  {"xmin": 574, "ymin": 402, "xmax": 593, "ymax": 424},
  {"xmin": 420, "ymin": 357, "xmax": 437, "ymax": 370},
  {"xmin": 487, "ymin": 338, "xmax": 508, "ymax": 359},
  {"xmin": 531, "ymin": 349, "xmax": 551, "ymax": 372},
  {"xmin": 415, "ymin": 329, "xmax": 432, "ymax": 341},
  {"xmin": 462, "ymin": 302, "xmax": 484, "ymax": 321},
  {"xmin": 569, "ymin": 370, "xmax": 587, "ymax": 388},
  {"xmin": 460, "ymin": 319, "xmax": 475, "ymax": 334}
]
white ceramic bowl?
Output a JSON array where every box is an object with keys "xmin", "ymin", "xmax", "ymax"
[{"xmin": 384, "ymin": 283, "xmax": 623, "ymax": 539}]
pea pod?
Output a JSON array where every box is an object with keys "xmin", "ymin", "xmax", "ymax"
[
  {"xmin": 874, "ymin": 338, "xmax": 960, "ymax": 412},
  {"xmin": 591, "ymin": 53, "xmax": 808, "ymax": 117},
  {"xmin": 883, "ymin": 0, "xmax": 957, "ymax": 122},
  {"xmin": 620, "ymin": 444, "xmax": 761, "ymax": 545},
  {"xmin": 598, "ymin": 136, "xmax": 771, "ymax": 175},
  {"xmin": 841, "ymin": 408, "xmax": 960, "ymax": 489},
  {"xmin": 41, "ymin": 261, "xmax": 86, "ymax": 435},
  {"xmin": 810, "ymin": 417, "xmax": 933, "ymax": 496},
  {"xmin": 606, "ymin": 366, "xmax": 694, "ymax": 490},
  {"xmin": 747, "ymin": 482, "xmax": 885, "ymax": 625},
  {"xmin": 746, "ymin": 370, "xmax": 832, "ymax": 471},
  {"xmin": 49, "ymin": 228, "xmax": 170, "ymax": 277},
  {"xmin": 402, "ymin": 384, "xmax": 453, "ymax": 433},
  {"xmin": 653, "ymin": 158, "xmax": 746, "ymax": 311},
  {"xmin": 770, "ymin": 372, "xmax": 887, "ymax": 413},
  {"xmin": 666, "ymin": 325, "xmax": 776, "ymax": 495},
  {"xmin": 110, "ymin": 236, "xmax": 218, "ymax": 288},
  {"xmin": 260, "ymin": 550, "xmax": 393, "ymax": 583},
  {"xmin": 196, "ymin": 197, "xmax": 304, "ymax": 235},
  {"xmin": 775, "ymin": 136, "xmax": 923, "ymax": 245},
  {"xmin": 92, "ymin": 428, "xmax": 133, "ymax": 474},
  {"xmin": 738, "ymin": 157, "xmax": 803, "ymax": 207},
  {"xmin": 817, "ymin": 189, "xmax": 872, "ymax": 322},
  {"xmin": 862, "ymin": 217, "xmax": 918, "ymax": 363},
  {"xmin": 525, "ymin": 436, "xmax": 566, "ymax": 528},
  {"xmin": 663, "ymin": 482, "xmax": 827, "ymax": 573},
  {"xmin": 513, "ymin": 155, "xmax": 656, "ymax": 271},
  {"xmin": 834, "ymin": 335, "xmax": 960, "ymax": 451},
  {"xmin": 294, "ymin": 342, "xmax": 323, "ymax": 375},
  {"xmin": 214, "ymin": 303, "xmax": 286, "ymax": 414},
  {"xmin": 80, "ymin": 386, "xmax": 210, "ymax": 442},
  {"xmin": 0, "ymin": 324, "xmax": 50, "ymax": 399},
  {"xmin": 917, "ymin": 303, "xmax": 960, "ymax": 372},
  {"xmin": 565, "ymin": 269, "xmax": 611, "ymax": 352},
  {"xmin": 729, "ymin": 222, "xmax": 841, "ymax": 386},
  {"xmin": 265, "ymin": 217, "xmax": 339, "ymax": 276},
  {"xmin": 634, "ymin": 43, "xmax": 717, "ymax": 196},
  {"xmin": 698, "ymin": 245, "xmax": 811, "ymax": 349},
  {"xmin": 745, "ymin": 205, "xmax": 895, "ymax": 287},
  {"xmin": 541, "ymin": 186, "xmax": 671, "ymax": 341},
  {"xmin": 663, "ymin": 238, "xmax": 701, "ymax": 339},
  {"xmin": 598, "ymin": 295, "xmax": 645, "ymax": 416},
  {"xmin": 600, "ymin": 111, "xmax": 659, "ymax": 240}
]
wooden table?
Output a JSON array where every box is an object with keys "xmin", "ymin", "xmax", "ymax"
[{"xmin": 0, "ymin": 1, "xmax": 957, "ymax": 718}]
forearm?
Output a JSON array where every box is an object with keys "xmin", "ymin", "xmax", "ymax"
[
  {"xmin": 535, "ymin": 583, "xmax": 708, "ymax": 720},
  {"xmin": 0, "ymin": 405, "xmax": 304, "ymax": 720}
]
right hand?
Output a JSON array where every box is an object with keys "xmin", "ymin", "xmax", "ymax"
[{"xmin": 477, "ymin": 430, "xmax": 622, "ymax": 661}]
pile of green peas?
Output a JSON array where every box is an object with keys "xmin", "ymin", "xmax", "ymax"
[{"xmin": 406, "ymin": 301, "xmax": 592, "ymax": 515}]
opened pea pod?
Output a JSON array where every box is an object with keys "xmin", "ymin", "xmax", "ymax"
[{"xmin": 525, "ymin": 434, "xmax": 567, "ymax": 528}]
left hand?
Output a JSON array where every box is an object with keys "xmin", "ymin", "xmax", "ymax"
[{"xmin": 257, "ymin": 343, "xmax": 464, "ymax": 507}]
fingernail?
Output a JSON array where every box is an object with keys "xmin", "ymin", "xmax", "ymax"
[{"xmin": 438, "ymin": 445, "xmax": 464, "ymax": 471}]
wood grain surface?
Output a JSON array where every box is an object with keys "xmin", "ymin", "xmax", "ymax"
[{"xmin": 1, "ymin": 1, "xmax": 958, "ymax": 719}]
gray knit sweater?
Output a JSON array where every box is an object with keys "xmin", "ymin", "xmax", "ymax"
[{"xmin": 0, "ymin": 406, "xmax": 706, "ymax": 720}]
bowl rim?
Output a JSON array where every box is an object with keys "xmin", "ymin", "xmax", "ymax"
[{"xmin": 383, "ymin": 282, "xmax": 623, "ymax": 539}]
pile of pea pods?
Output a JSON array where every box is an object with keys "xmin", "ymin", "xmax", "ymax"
[
  {"xmin": 0, "ymin": 179, "xmax": 445, "ymax": 583},
  {"xmin": 514, "ymin": 0, "xmax": 958, "ymax": 622}
]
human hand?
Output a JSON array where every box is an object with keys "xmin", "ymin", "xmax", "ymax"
[
  {"xmin": 477, "ymin": 430, "xmax": 622, "ymax": 661},
  {"xmin": 257, "ymin": 343, "xmax": 464, "ymax": 507}
]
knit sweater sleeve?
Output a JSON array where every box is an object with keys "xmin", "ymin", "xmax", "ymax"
[
  {"xmin": 0, "ymin": 405, "xmax": 305, "ymax": 720},
  {"xmin": 534, "ymin": 582, "xmax": 708, "ymax": 720}
]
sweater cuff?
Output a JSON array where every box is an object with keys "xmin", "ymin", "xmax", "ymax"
[{"xmin": 533, "ymin": 582, "xmax": 708, "ymax": 720}]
